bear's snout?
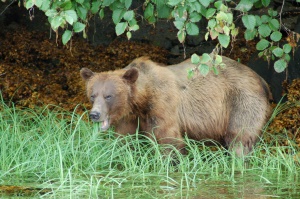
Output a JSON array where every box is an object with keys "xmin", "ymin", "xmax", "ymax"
[{"xmin": 89, "ymin": 111, "xmax": 101, "ymax": 121}]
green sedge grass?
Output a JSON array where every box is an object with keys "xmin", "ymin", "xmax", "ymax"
[{"xmin": 0, "ymin": 98, "xmax": 299, "ymax": 198}]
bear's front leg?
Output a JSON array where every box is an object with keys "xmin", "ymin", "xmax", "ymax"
[
  {"xmin": 145, "ymin": 116, "xmax": 187, "ymax": 155},
  {"xmin": 115, "ymin": 116, "xmax": 138, "ymax": 136}
]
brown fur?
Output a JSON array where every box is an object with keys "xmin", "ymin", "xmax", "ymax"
[{"xmin": 80, "ymin": 55, "xmax": 271, "ymax": 156}]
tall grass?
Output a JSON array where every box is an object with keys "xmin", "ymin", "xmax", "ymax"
[{"xmin": 0, "ymin": 98, "xmax": 299, "ymax": 198}]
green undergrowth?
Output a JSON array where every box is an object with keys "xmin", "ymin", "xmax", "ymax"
[{"xmin": 0, "ymin": 98, "xmax": 299, "ymax": 198}]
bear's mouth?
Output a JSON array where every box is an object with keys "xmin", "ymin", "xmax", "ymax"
[{"xmin": 100, "ymin": 117, "xmax": 110, "ymax": 131}]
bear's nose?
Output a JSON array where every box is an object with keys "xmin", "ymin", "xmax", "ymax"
[{"xmin": 89, "ymin": 111, "xmax": 100, "ymax": 121}]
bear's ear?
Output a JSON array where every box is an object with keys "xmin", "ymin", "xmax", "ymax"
[
  {"xmin": 80, "ymin": 68, "xmax": 94, "ymax": 81},
  {"xmin": 123, "ymin": 68, "xmax": 139, "ymax": 84}
]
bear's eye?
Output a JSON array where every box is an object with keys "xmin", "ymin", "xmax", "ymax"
[
  {"xmin": 104, "ymin": 95, "xmax": 112, "ymax": 100},
  {"xmin": 90, "ymin": 95, "xmax": 95, "ymax": 102}
]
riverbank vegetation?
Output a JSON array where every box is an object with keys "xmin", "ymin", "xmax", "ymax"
[{"xmin": 0, "ymin": 96, "xmax": 299, "ymax": 198}]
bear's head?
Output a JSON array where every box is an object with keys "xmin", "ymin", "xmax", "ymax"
[{"xmin": 80, "ymin": 67, "xmax": 139, "ymax": 131}]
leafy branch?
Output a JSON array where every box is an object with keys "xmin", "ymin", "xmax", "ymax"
[{"xmin": 3, "ymin": 0, "xmax": 300, "ymax": 75}]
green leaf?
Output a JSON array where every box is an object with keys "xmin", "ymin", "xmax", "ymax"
[
  {"xmin": 99, "ymin": 9, "xmax": 104, "ymax": 20},
  {"xmin": 201, "ymin": 53, "xmax": 211, "ymax": 63},
  {"xmin": 270, "ymin": 31, "xmax": 282, "ymax": 42},
  {"xmin": 73, "ymin": 22, "xmax": 85, "ymax": 32},
  {"xmin": 65, "ymin": 14, "xmax": 74, "ymax": 25},
  {"xmin": 113, "ymin": 9, "xmax": 126, "ymax": 24},
  {"xmin": 258, "ymin": 51, "xmax": 264, "ymax": 58},
  {"xmin": 272, "ymin": 47, "xmax": 283, "ymax": 57},
  {"xmin": 208, "ymin": 19, "xmax": 216, "ymax": 28},
  {"xmin": 269, "ymin": 46, "xmax": 277, "ymax": 52},
  {"xmin": 187, "ymin": 68, "xmax": 195, "ymax": 79},
  {"xmin": 129, "ymin": 24, "xmax": 139, "ymax": 31},
  {"xmin": 284, "ymin": 53, "xmax": 291, "ymax": 62},
  {"xmin": 244, "ymin": 29, "xmax": 257, "ymax": 41},
  {"xmin": 35, "ymin": 0, "xmax": 43, "ymax": 8},
  {"xmin": 191, "ymin": 54, "xmax": 200, "ymax": 64},
  {"xmin": 62, "ymin": 30, "xmax": 72, "ymax": 45},
  {"xmin": 128, "ymin": 18, "xmax": 137, "ymax": 26},
  {"xmin": 199, "ymin": 64, "xmax": 210, "ymax": 76},
  {"xmin": 176, "ymin": 6, "xmax": 185, "ymax": 17},
  {"xmin": 255, "ymin": 15, "xmax": 262, "ymax": 26},
  {"xmin": 76, "ymin": 6, "xmax": 88, "ymax": 20},
  {"xmin": 126, "ymin": 31, "xmax": 132, "ymax": 40},
  {"xmin": 50, "ymin": 16, "xmax": 64, "ymax": 30},
  {"xmin": 261, "ymin": 15, "xmax": 270, "ymax": 23},
  {"xmin": 168, "ymin": 0, "xmax": 181, "ymax": 6},
  {"xmin": 123, "ymin": 10, "xmax": 134, "ymax": 21},
  {"xmin": 65, "ymin": 10, "xmax": 78, "ymax": 24},
  {"xmin": 223, "ymin": 26, "xmax": 230, "ymax": 36},
  {"xmin": 216, "ymin": 11, "xmax": 228, "ymax": 21},
  {"xmin": 262, "ymin": 0, "xmax": 271, "ymax": 7},
  {"xmin": 61, "ymin": 0, "xmax": 72, "ymax": 10},
  {"xmin": 219, "ymin": 4, "xmax": 228, "ymax": 12},
  {"xmin": 177, "ymin": 30, "xmax": 186, "ymax": 43},
  {"xmin": 212, "ymin": 66, "xmax": 219, "ymax": 75},
  {"xmin": 231, "ymin": 27, "xmax": 239, "ymax": 37},
  {"xmin": 103, "ymin": 0, "xmax": 113, "ymax": 6},
  {"xmin": 226, "ymin": 13, "xmax": 233, "ymax": 24},
  {"xmin": 174, "ymin": 21, "xmax": 184, "ymax": 30},
  {"xmin": 210, "ymin": 30, "xmax": 219, "ymax": 40},
  {"xmin": 214, "ymin": 1, "xmax": 223, "ymax": 9},
  {"xmin": 274, "ymin": 59, "xmax": 287, "ymax": 73},
  {"xmin": 147, "ymin": 16, "xmax": 156, "ymax": 24},
  {"xmin": 199, "ymin": 6, "xmax": 207, "ymax": 16},
  {"xmin": 144, "ymin": 3, "xmax": 154, "ymax": 20},
  {"xmin": 205, "ymin": 8, "xmax": 216, "ymax": 19},
  {"xmin": 199, "ymin": 0, "xmax": 210, "ymax": 7},
  {"xmin": 236, "ymin": 0, "xmax": 253, "ymax": 12},
  {"xmin": 157, "ymin": 4, "xmax": 172, "ymax": 19},
  {"xmin": 189, "ymin": 12, "xmax": 202, "ymax": 22},
  {"xmin": 269, "ymin": 19, "xmax": 280, "ymax": 31},
  {"xmin": 115, "ymin": 22, "xmax": 127, "ymax": 36},
  {"xmin": 205, "ymin": 32, "xmax": 209, "ymax": 40},
  {"xmin": 256, "ymin": 39, "xmax": 270, "ymax": 51},
  {"xmin": 254, "ymin": 0, "xmax": 263, "ymax": 8},
  {"xmin": 190, "ymin": 1, "xmax": 201, "ymax": 13},
  {"xmin": 25, "ymin": 0, "xmax": 34, "ymax": 9},
  {"xmin": 91, "ymin": 1, "xmax": 101, "ymax": 14},
  {"xmin": 125, "ymin": 0, "xmax": 132, "ymax": 9},
  {"xmin": 76, "ymin": 0, "xmax": 84, "ymax": 4},
  {"xmin": 186, "ymin": 22, "xmax": 199, "ymax": 35},
  {"xmin": 40, "ymin": 0, "xmax": 50, "ymax": 11},
  {"xmin": 268, "ymin": 9, "xmax": 277, "ymax": 17},
  {"xmin": 242, "ymin": 15, "xmax": 256, "ymax": 30},
  {"xmin": 110, "ymin": 1, "xmax": 124, "ymax": 9},
  {"xmin": 82, "ymin": 1, "xmax": 91, "ymax": 10},
  {"xmin": 45, "ymin": 9, "xmax": 58, "ymax": 17},
  {"xmin": 218, "ymin": 34, "xmax": 230, "ymax": 48},
  {"xmin": 258, "ymin": 24, "xmax": 271, "ymax": 37},
  {"xmin": 283, "ymin": 44, "xmax": 292, "ymax": 53},
  {"xmin": 214, "ymin": 55, "xmax": 222, "ymax": 65}
]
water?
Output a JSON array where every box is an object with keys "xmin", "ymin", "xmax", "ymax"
[{"xmin": 1, "ymin": 172, "xmax": 299, "ymax": 198}]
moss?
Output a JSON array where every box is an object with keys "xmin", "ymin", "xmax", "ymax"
[{"xmin": 0, "ymin": 28, "xmax": 169, "ymax": 113}]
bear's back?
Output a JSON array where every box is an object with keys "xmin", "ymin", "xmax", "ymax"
[{"xmin": 166, "ymin": 56, "xmax": 270, "ymax": 140}]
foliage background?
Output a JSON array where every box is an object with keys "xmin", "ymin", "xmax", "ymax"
[{"xmin": 13, "ymin": 0, "xmax": 300, "ymax": 74}]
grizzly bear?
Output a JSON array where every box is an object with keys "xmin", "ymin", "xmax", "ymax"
[{"xmin": 80, "ymin": 55, "xmax": 271, "ymax": 156}]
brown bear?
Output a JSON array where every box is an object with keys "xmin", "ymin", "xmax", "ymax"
[{"xmin": 80, "ymin": 55, "xmax": 271, "ymax": 156}]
